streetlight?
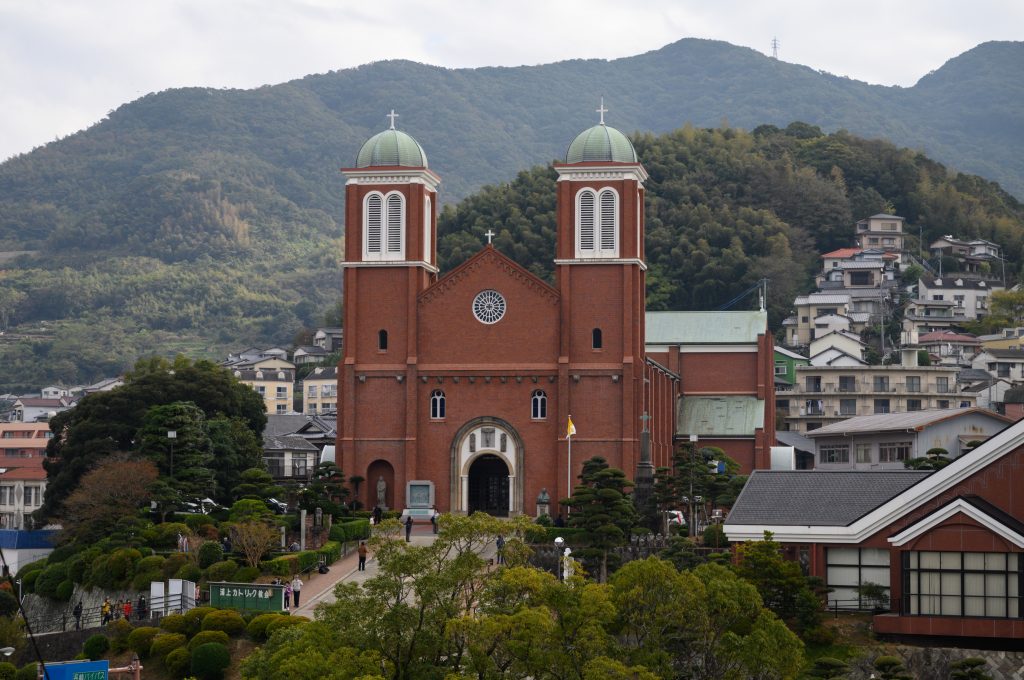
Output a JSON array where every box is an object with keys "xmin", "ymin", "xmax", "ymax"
[
  {"xmin": 0, "ymin": 647, "xmax": 13, "ymax": 657},
  {"xmin": 553, "ymin": 537, "xmax": 564, "ymax": 581},
  {"xmin": 688, "ymin": 434, "xmax": 698, "ymax": 540},
  {"xmin": 14, "ymin": 579, "xmax": 20, "ymax": 604},
  {"xmin": 167, "ymin": 430, "xmax": 177, "ymax": 480}
]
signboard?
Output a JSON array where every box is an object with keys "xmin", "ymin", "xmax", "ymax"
[
  {"xmin": 40, "ymin": 660, "xmax": 108, "ymax": 680},
  {"xmin": 209, "ymin": 582, "xmax": 285, "ymax": 612}
]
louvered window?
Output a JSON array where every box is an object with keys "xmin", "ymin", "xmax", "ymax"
[
  {"xmin": 365, "ymin": 194, "xmax": 383, "ymax": 254},
  {"xmin": 599, "ymin": 190, "xmax": 616, "ymax": 251},
  {"xmin": 423, "ymin": 196, "xmax": 432, "ymax": 262},
  {"xmin": 578, "ymin": 190, "xmax": 595, "ymax": 251},
  {"xmin": 386, "ymin": 193, "xmax": 403, "ymax": 254}
]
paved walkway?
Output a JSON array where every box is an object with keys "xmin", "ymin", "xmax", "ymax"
[{"xmin": 293, "ymin": 523, "xmax": 445, "ymax": 617}]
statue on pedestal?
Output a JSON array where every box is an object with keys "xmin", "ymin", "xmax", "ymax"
[{"xmin": 376, "ymin": 476, "xmax": 387, "ymax": 509}]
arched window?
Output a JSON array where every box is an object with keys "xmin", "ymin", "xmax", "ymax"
[
  {"xmin": 423, "ymin": 195, "xmax": 432, "ymax": 262},
  {"xmin": 531, "ymin": 390, "xmax": 547, "ymax": 419},
  {"xmin": 430, "ymin": 390, "xmax": 446, "ymax": 419},
  {"xmin": 576, "ymin": 188, "xmax": 618, "ymax": 257},
  {"xmin": 592, "ymin": 328, "xmax": 603, "ymax": 349},
  {"xmin": 378, "ymin": 329, "xmax": 388, "ymax": 351},
  {"xmin": 386, "ymin": 193, "xmax": 403, "ymax": 254},
  {"xmin": 365, "ymin": 193, "xmax": 383, "ymax": 255},
  {"xmin": 364, "ymin": 191, "xmax": 405, "ymax": 260}
]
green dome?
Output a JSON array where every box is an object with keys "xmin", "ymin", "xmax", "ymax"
[
  {"xmin": 355, "ymin": 129, "xmax": 428, "ymax": 168},
  {"xmin": 565, "ymin": 124, "xmax": 637, "ymax": 164}
]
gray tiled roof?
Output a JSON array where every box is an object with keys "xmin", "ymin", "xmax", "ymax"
[
  {"xmin": 726, "ymin": 470, "xmax": 931, "ymax": 526},
  {"xmin": 264, "ymin": 414, "xmax": 312, "ymax": 437},
  {"xmin": 263, "ymin": 433, "xmax": 319, "ymax": 452},
  {"xmin": 646, "ymin": 311, "xmax": 766, "ymax": 345},
  {"xmin": 805, "ymin": 408, "xmax": 1006, "ymax": 437}
]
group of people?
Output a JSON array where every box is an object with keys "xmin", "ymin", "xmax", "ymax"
[
  {"xmin": 271, "ymin": 576, "xmax": 304, "ymax": 610},
  {"xmin": 82, "ymin": 595, "xmax": 148, "ymax": 629}
]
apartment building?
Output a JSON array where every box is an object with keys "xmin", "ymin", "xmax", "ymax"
[
  {"xmin": 783, "ymin": 293, "xmax": 871, "ymax": 346},
  {"xmin": 855, "ymin": 214, "xmax": 905, "ymax": 261},
  {"xmin": 224, "ymin": 349, "xmax": 297, "ymax": 415},
  {"xmin": 302, "ymin": 366, "xmax": 338, "ymax": 415},
  {"xmin": 781, "ymin": 351, "xmax": 972, "ymax": 433}
]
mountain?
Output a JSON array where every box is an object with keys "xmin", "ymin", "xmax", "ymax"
[{"xmin": 0, "ymin": 38, "xmax": 1022, "ymax": 390}]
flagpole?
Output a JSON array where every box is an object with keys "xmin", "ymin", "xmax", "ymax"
[{"xmin": 567, "ymin": 422, "xmax": 572, "ymax": 516}]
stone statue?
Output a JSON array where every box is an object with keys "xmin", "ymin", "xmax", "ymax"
[{"xmin": 376, "ymin": 475, "xmax": 387, "ymax": 507}]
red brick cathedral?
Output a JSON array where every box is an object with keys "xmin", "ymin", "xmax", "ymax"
[{"xmin": 337, "ymin": 111, "xmax": 680, "ymax": 514}]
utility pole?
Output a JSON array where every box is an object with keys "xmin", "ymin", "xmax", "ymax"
[
  {"xmin": 771, "ymin": 37, "xmax": 780, "ymax": 59},
  {"xmin": 688, "ymin": 434, "xmax": 698, "ymax": 539}
]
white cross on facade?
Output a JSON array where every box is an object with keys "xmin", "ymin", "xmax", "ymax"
[
  {"xmin": 484, "ymin": 229, "xmax": 495, "ymax": 245},
  {"xmin": 596, "ymin": 97, "xmax": 608, "ymax": 125},
  {"xmin": 387, "ymin": 109, "xmax": 399, "ymax": 129}
]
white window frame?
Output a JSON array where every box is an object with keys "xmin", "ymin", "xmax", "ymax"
[
  {"xmin": 820, "ymin": 444, "xmax": 850, "ymax": 464},
  {"xmin": 430, "ymin": 390, "xmax": 446, "ymax": 420},
  {"xmin": 531, "ymin": 390, "xmax": 547, "ymax": 420},
  {"xmin": 575, "ymin": 187, "xmax": 619, "ymax": 258},
  {"xmin": 363, "ymin": 190, "xmax": 405, "ymax": 261},
  {"xmin": 423, "ymin": 195, "xmax": 432, "ymax": 262}
]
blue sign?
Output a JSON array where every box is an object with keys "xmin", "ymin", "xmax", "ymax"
[{"xmin": 40, "ymin": 660, "xmax": 108, "ymax": 680}]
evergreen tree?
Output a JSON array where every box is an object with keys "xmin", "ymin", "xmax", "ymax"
[
  {"xmin": 136, "ymin": 401, "xmax": 215, "ymax": 502},
  {"xmin": 565, "ymin": 456, "xmax": 637, "ymax": 582}
]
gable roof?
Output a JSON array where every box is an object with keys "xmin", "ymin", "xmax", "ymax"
[
  {"xmin": 918, "ymin": 330, "xmax": 979, "ymax": 344},
  {"xmin": 805, "ymin": 407, "xmax": 1011, "ymax": 437},
  {"xmin": 263, "ymin": 433, "xmax": 318, "ymax": 452},
  {"xmin": 774, "ymin": 346, "xmax": 808, "ymax": 360},
  {"xmin": 980, "ymin": 348, "xmax": 1024, "ymax": 360},
  {"xmin": 264, "ymin": 414, "xmax": 312, "ymax": 437},
  {"xmin": 646, "ymin": 310, "xmax": 767, "ymax": 345},
  {"xmin": 821, "ymin": 248, "xmax": 862, "ymax": 259},
  {"xmin": 725, "ymin": 471, "xmax": 931, "ymax": 527},
  {"xmin": 419, "ymin": 245, "xmax": 559, "ymax": 306},
  {"xmin": 888, "ymin": 496, "xmax": 1024, "ymax": 548}
]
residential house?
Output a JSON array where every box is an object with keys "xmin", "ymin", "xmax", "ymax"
[
  {"xmin": 809, "ymin": 331, "xmax": 867, "ymax": 367},
  {"xmin": 979, "ymin": 327, "xmax": 1024, "ymax": 352},
  {"xmin": 40, "ymin": 386, "xmax": 70, "ymax": 399},
  {"xmin": 918, "ymin": 274, "xmax": 999, "ymax": 321},
  {"xmin": 917, "ymin": 330, "xmax": 980, "ymax": 367},
  {"xmin": 783, "ymin": 351, "xmax": 969, "ymax": 433},
  {"xmin": 0, "ymin": 423, "xmax": 51, "ymax": 457},
  {"xmin": 725, "ymin": 417, "xmax": 1024, "ymax": 645},
  {"xmin": 901, "ymin": 298, "xmax": 969, "ymax": 346},
  {"xmin": 774, "ymin": 347, "xmax": 809, "ymax": 387},
  {"xmin": 292, "ymin": 346, "xmax": 329, "ymax": 366},
  {"xmin": 972, "ymin": 349, "xmax": 1024, "ymax": 383},
  {"xmin": 930, "ymin": 236, "xmax": 1003, "ymax": 278},
  {"xmin": 805, "ymin": 407, "xmax": 1011, "ymax": 469},
  {"xmin": 961, "ymin": 378, "xmax": 1013, "ymax": 412},
  {"xmin": 647, "ymin": 310, "xmax": 775, "ymax": 473},
  {"xmin": 313, "ymin": 327, "xmax": 343, "ymax": 353},
  {"xmin": 224, "ymin": 349, "xmax": 297, "ymax": 414},
  {"xmin": 855, "ymin": 214, "xmax": 905, "ymax": 261},
  {"xmin": 262, "ymin": 433, "xmax": 319, "ymax": 483},
  {"xmin": 302, "ymin": 366, "xmax": 338, "ymax": 415},
  {"xmin": 11, "ymin": 397, "xmax": 72, "ymax": 423},
  {"xmin": 0, "ymin": 465, "xmax": 47, "ymax": 530},
  {"xmin": 784, "ymin": 293, "xmax": 871, "ymax": 346},
  {"xmin": 78, "ymin": 377, "xmax": 124, "ymax": 394}
]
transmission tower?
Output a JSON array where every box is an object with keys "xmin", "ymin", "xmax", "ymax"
[{"xmin": 771, "ymin": 37, "xmax": 780, "ymax": 59}]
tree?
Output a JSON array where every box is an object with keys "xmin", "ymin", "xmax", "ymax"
[
  {"xmin": 950, "ymin": 657, "xmax": 993, "ymax": 680},
  {"xmin": 136, "ymin": 401, "xmax": 215, "ymax": 501},
  {"xmin": 230, "ymin": 521, "xmax": 280, "ymax": 569},
  {"xmin": 565, "ymin": 457, "xmax": 636, "ymax": 582},
  {"xmin": 733, "ymin": 532, "xmax": 822, "ymax": 633},
  {"xmin": 808, "ymin": 657, "xmax": 849, "ymax": 678},
  {"xmin": 904, "ymin": 447, "xmax": 953, "ymax": 471},
  {"xmin": 59, "ymin": 456, "xmax": 158, "ymax": 544},
  {"xmin": 989, "ymin": 289, "xmax": 1024, "ymax": 326},
  {"xmin": 206, "ymin": 417, "xmax": 264, "ymax": 504},
  {"xmin": 873, "ymin": 655, "xmax": 913, "ymax": 680},
  {"xmin": 232, "ymin": 468, "xmax": 283, "ymax": 502},
  {"xmin": 41, "ymin": 356, "xmax": 266, "ymax": 519}
]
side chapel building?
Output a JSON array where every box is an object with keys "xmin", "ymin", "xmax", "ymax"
[{"xmin": 337, "ymin": 112, "xmax": 773, "ymax": 514}]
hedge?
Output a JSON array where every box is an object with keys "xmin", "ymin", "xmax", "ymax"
[
  {"xmin": 82, "ymin": 635, "xmax": 109, "ymax": 661},
  {"xmin": 15, "ymin": 664, "xmax": 35, "ymax": 680},
  {"xmin": 188, "ymin": 630, "xmax": 229, "ymax": 652},
  {"xmin": 261, "ymin": 541, "xmax": 341, "ymax": 577},
  {"xmin": 150, "ymin": 633, "xmax": 187, "ymax": 660},
  {"xmin": 205, "ymin": 560, "xmax": 238, "ymax": 582},
  {"xmin": 200, "ymin": 609, "xmax": 246, "ymax": 636},
  {"xmin": 159, "ymin": 613, "xmax": 188, "ymax": 635},
  {"xmin": 182, "ymin": 606, "xmax": 216, "ymax": 636},
  {"xmin": 165, "ymin": 646, "xmax": 191, "ymax": 677},
  {"xmin": 127, "ymin": 627, "xmax": 160, "ymax": 658},
  {"xmin": 197, "ymin": 542, "xmax": 224, "ymax": 569},
  {"xmin": 329, "ymin": 519, "xmax": 371, "ymax": 543},
  {"xmin": 245, "ymin": 613, "xmax": 284, "ymax": 641},
  {"xmin": 191, "ymin": 642, "xmax": 230, "ymax": 680}
]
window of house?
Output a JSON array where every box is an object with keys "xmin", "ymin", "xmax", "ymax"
[
  {"xmin": 276, "ymin": 386, "xmax": 287, "ymax": 399},
  {"xmin": 954, "ymin": 295, "xmax": 965, "ymax": 308},
  {"xmin": 264, "ymin": 454, "xmax": 284, "ymax": 477},
  {"xmin": 907, "ymin": 399, "xmax": 922, "ymax": 411},
  {"xmin": 774, "ymin": 363, "xmax": 788, "ymax": 376},
  {"xmin": 904, "ymin": 552, "xmax": 1020, "ymax": 618},
  {"xmin": 378, "ymin": 330, "xmax": 388, "ymax": 351},
  {"xmin": 937, "ymin": 400, "xmax": 950, "ymax": 409},
  {"xmin": 806, "ymin": 422, "xmax": 821, "ymax": 431},
  {"xmin": 868, "ymin": 237, "xmax": 879, "ymax": 244},
  {"xmin": 906, "ymin": 376, "xmax": 921, "ymax": 392},
  {"xmin": 883, "ymin": 238, "xmax": 895, "ymax": 246},
  {"xmin": 839, "ymin": 399, "xmax": 857, "ymax": 416},
  {"xmin": 998, "ymin": 363, "xmax": 1011, "ymax": 378},
  {"xmin": 839, "ymin": 376, "xmax": 856, "ymax": 392},
  {"xmin": 820, "ymin": 444, "xmax": 850, "ymax": 464},
  {"xmin": 879, "ymin": 441, "xmax": 911, "ymax": 462},
  {"xmin": 276, "ymin": 404, "xmax": 288, "ymax": 414},
  {"xmin": 883, "ymin": 222, "xmax": 897, "ymax": 231},
  {"xmin": 24, "ymin": 487, "xmax": 40, "ymax": 506},
  {"xmin": 874, "ymin": 399, "xmax": 890, "ymax": 414},
  {"xmin": 306, "ymin": 404, "xmax": 317, "ymax": 415},
  {"xmin": 292, "ymin": 456, "xmax": 308, "ymax": 478},
  {"xmin": 423, "ymin": 195, "xmax": 432, "ymax": 261},
  {"xmin": 873, "ymin": 376, "xmax": 890, "ymax": 392},
  {"xmin": 855, "ymin": 444, "xmax": 872, "ymax": 464},
  {"xmin": 937, "ymin": 377, "xmax": 949, "ymax": 393},
  {"xmin": 805, "ymin": 376, "xmax": 822, "ymax": 392},
  {"xmin": 430, "ymin": 390, "xmax": 446, "ymax": 419},
  {"xmin": 531, "ymin": 390, "xmax": 547, "ymax": 419},
  {"xmin": 805, "ymin": 399, "xmax": 824, "ymax": 415},
  {"xmin": 850, "ymin": 271, "xmax": 872, "ymax": 286},
  {"xmin": 592, "ymin": 328, "xmax": 603, "ymax": 349},
  {"xmin": 827, "ymin": 548, "xmax": 891, "ymax": 609},
  {"xmin": 256, "ymin": 385, "xmax": 266, "ymax": 396},
  {"xmin": 308, "ymin": 385, "xmax": 316, "ymax": 397},
  {"xmin": 801, "ymin": 316, "xmax": 809, "ymax": 323},
  {"xmin": 322, "ymin": 385, "xmax": 336, "ymax": 397},
  {"xmin": 576, "ymin": 188, "xmax": 619, "ymax": 257},
  {"xmin": 933, "ymin": 295, "xmax": 944, "ymax": 301}
]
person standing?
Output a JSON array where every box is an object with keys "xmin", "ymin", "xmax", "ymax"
[
  {"xmin": 357, "ymin": 541, "xmax": 368, "ymax": 571},
  {"xmin": 290, "ymin": 576, "xmax": 303, "ymax": 608},
  {"xmin": 122, "ymin": 599, "xmax": 132, "ymax": 621},
  {"xmin": 496, "ymin": 535, "xmax": 506, "ymax": 565},
  {"xmin": 73, "ymin": 601, "xmax": 83, "ymax": 630},
  {"xmin": 100, "ymin": 598, "xmax": 112, "ymax": 625},
  {"xmin": 283, "ymin": 582, "xmax": 291, "ymax": 611},
  {"xmin": 137, "ymin": 595, "xmax": 147, "ymax": 621},
  {"xmin": 405, "ymin": 515, "xmax": 413, "ymax": 542},
  {"xmin": 430, "ymin": 509, "xmax": 439, "ymax": 534}
]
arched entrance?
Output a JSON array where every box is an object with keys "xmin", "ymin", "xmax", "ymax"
[
  {"xmin": 467, "ymin": 454, "xmax": 510, "ymax": 516},
  {"xmin": 450, "ymin": 417, "xmax": 524, "ymax": 516},
  {"xmin": 366, "ymin": 459, "xmax": 395, "ymax": 510}
]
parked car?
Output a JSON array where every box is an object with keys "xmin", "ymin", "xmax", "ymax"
[{"xmin": 265, "ymin": 498, "xmax": 288, "ymax": 514}]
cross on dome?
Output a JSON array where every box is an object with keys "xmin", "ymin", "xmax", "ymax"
[
  {"xmin": 596, "ymin": 97, "xmax": 608, "ymax": 125},
  {"xmin": 484, "ymin": 229, "xmax": 495, "ymax": 245},
  {"xmin": 387, "ymin": 109, "xmax": 399, "ymax": 130}
]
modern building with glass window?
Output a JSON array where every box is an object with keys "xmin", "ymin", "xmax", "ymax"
[{"xmin": 335, "ymin": 111, "xmax": 696, "ymax": 515}]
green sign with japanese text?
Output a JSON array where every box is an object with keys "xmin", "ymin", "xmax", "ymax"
[{"xmin": 209, "ymin": 582, "xmax": 285, "ymax": 612}]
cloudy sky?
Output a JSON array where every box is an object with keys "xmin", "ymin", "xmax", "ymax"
[{"xmin": 1, "ymin": 0, "xmax": 1020, "ymax": 162}]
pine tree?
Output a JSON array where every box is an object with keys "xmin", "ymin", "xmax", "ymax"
[{"xmin": 565, "ymin": 456, "xmax": 636, "ymax": 582}]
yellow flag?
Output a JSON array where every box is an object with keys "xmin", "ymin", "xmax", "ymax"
[{"xmin": 566, "ymin": 416, "xmax": 576, "ymax": 439}]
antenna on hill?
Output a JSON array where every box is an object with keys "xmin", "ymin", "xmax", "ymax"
[{"xmin": 770, "ymin": 37, "xmax": 780, "ymax": 60}]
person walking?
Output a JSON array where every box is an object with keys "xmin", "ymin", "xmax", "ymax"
[
  {"xmin": 357, "ymin": 541, "xmax": 368, "ymax": 571},
  {"xmin": 73, "ymin": 601, "xmax": 83, "ymax": 630},
  {"xmin": 290, "ymin": 576, "xmax": 303, "ymax": 608},
  {"xmin": 137, "ymin": 595, "xmax": 147, "ymax": 621},
  {"xmin": 100, "ymin": 598, "xmax": 112, "ymax": 625},
  {"xmin": 496, "ymin": 535, "xmax": 506, "ymax": 565},
  {"xmin": 122, "ymin": 599, "xmax": 132, "ymax": 621},
  {"xmin": 283, "ymin": 582, "xmax": 291, "ymax": 612},
  {"xmin": 405, "ymin": 515, "xmax": 413, "ymax": 542},
  {"xmin": 430, "ymin": 509, "xmax": 439, "ymax": 534}
]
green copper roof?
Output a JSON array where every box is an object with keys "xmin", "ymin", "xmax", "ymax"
[
  {"xmin": 565, "ymin": 124, "xmax": 637, "ymax": 164},
  {"xmin": 355, "ymin": 129, "xmax": 428, "ymax": 168}
]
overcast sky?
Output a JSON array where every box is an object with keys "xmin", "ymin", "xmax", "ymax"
[{"xmin": 1, "ymin": 0, "xmax": 1021, "ymax": 162}]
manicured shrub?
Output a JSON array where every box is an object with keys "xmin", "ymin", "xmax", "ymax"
[
  {"xmin": 82, "ymin": 634, "xmax": 110, "ymax": 661},
  {"xmin": 15, "ymin": 663, "xmax": 36, "ymax": 680},
  {"xmin": 191, "ymin": 642, "xmax": 230, "ymax": 680},
  {"xmin": 55, "ymin": 580, "xmax": 74, "ymax": 602},
  {"xmin": 204, "ymin": 560, "xmax": 237, "ymax": 582},
  {"xmin": 174, "ymin": 563, "xmax": 202, "ymax": 583},
  {"xmin": 65, "ymin": 548, "xmax": 101, "ymax": 584},
  {"xmin": 18, "ymin": 571, "xmax": 39, "ymax": 594},
  {"xmin": 200, "ymin": 609, "xmax": 245, "ymax": 636},
  {"xmin": 265, "ymin": 615, "xmax": 308, "ymax": 637},
  {"xmin": 802, "ymin": 625, "xmax": 837, "ymax": 646},
  {"xmin": 137, "ymin": 555, "xmax": 166, "ymax": 572},
  {"xmin": 131, "ymin": 569, "xmax": 162, "ymax": 592},
  {"xmin": 233, "ymin": 566, "xmax": 259, "ymax": 583},
  {"xmin": 182, "ymin": 607, "xmax": 216, "ymax": 636},
  {"xmin": 245, "ymin": 613, "xmax": 284, "ymax": 641},
  {"xmin": 164, "ymin": 646, "xmax": 191, "ymax": 678},
  {"xmin": 161, "ymin": 554, "xmax": 189, "ymax": 579},
  {"xmin": 188, "ymin": 630, "xmax": 229, "ymax": 652},
  {"xmin": 180, "ymin": 514, "xmax": 215, "ymax": 534},
  {"xmin": 197, "ymin": 542, "xmax": 224, "ymax": 569},
  {"xmin": 0, "ymin": 661, "xmax": 17, "ymax": 680},
  {"xmin": 127, "ymin": 626, "xmax": 160, "ymax": 658},
  {"xmin": 152, "ymin": 523, "xmax": 192, "ymax": 549},
  {"xmin": 149, "ymin": 633, "xmax": 187, "ymax": 660},
  {"xmin": 15, "ymin": 559, "xmax": 47, "ymax": 577},
  {"xmin": 47, "ymin": 544, "xmax": 78, "ymax": 564},
  {"xmin": 34, "ymin": 562, "xmax": 69, "ymax": 599},
  {"xmin": 106, "ymin": 618, "xmax": 133, "ymax": 653},
  {"xmin": 159, "ymin": 613, "xmax": 188, "ymax": 635}
]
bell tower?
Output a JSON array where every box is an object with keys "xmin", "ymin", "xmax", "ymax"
[
  {"xmin": 554, "ymin": 101, "xmax": 649, "ymax": 493},
  {"xmin": 338, "ymin": 112, "xmax": 439, "ymax": 507}
]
